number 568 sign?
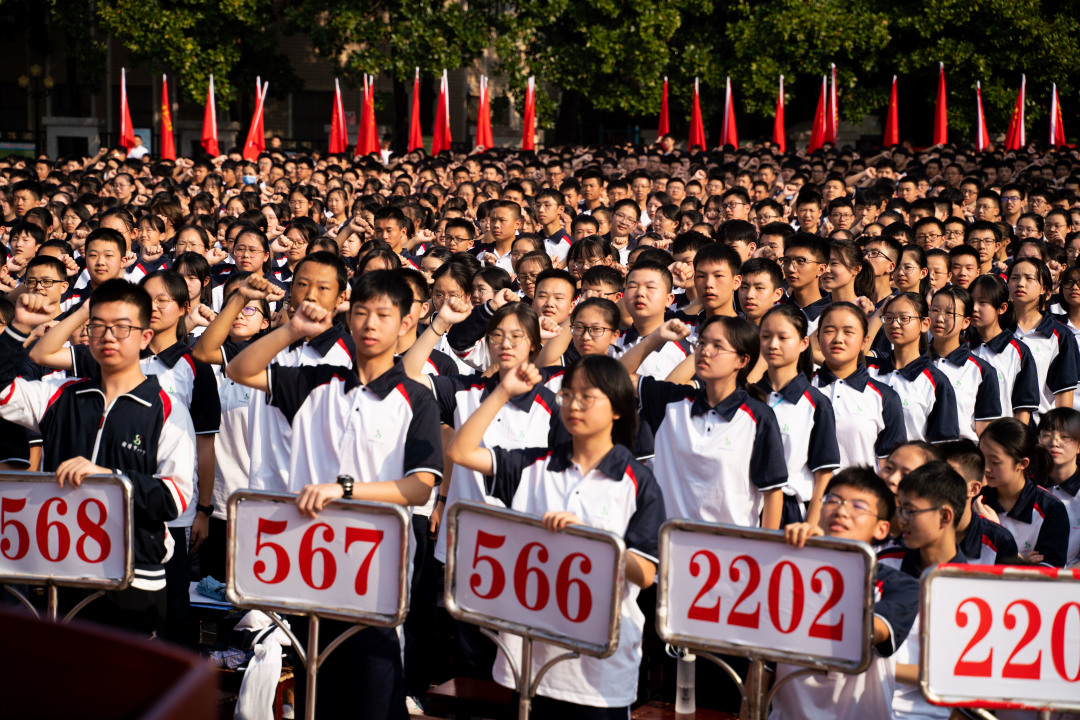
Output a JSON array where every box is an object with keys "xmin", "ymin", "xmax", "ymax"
[
  {"xmin": 921, "ymin": 564, "xmax": 1080, "ymax": 713},
  {"xmin": 227, "ymin": 491, "xmax": 410, "ymax": 626}
]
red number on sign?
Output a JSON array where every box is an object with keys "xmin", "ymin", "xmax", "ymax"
[
  {"xmin": 470, "ymin": 531, "xmax": 506, "ymax": 599},
  {"xmin": 1001, "ymin": 600, "xmax": 1042, "ymax": 680},
  {"xmin": 687, "ymin": 550, "xmax": 722, "ymax": 622},
  {"xmin": 36, "ymin": 497, "xmax": 70, "ymax": 562},
  {"xmin": 254, "ymin": 518, "xmax": 290, "ymax": 584},
  {"xmin": 344, "ymin": 527, "xmax": 384, "ymax": 596},
  {"xmin": 75, "ymin": 498, "xmax": 111, "ymax": 563},
  {"xmin": 299, "ymin": 523, "xmax": 337, "ymax": 590},
  {"xmin": 727, "ymin": 554, "xmax": 761, "ymax": 629},
  {"xmin": 514, "ymin": 542, "xmax": 550, "ymax": 611},
  {"xmin": 767, "ymin": 561, "xmax": 804, "ymax": 634},
  {"xmin": 555, "ymin": 552, "xmax": 593, "ymax": 623},
  {"xmin": 808, "ymin": 566, "xmax": 845, "ymax": 641},
  {"xmin": 0, "ymin": 497, "xmax": 28, "ymax": 561},
  {"xmin": 953, "ymin": 597, "xmax": 994, "ymax": 677},
  {"xmin": 1051, "ymin": 602, "xmax": 1080, "ymax": 682}
]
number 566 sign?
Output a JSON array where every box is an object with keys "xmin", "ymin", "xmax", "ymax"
[
  {"xmin": 921, "ymin": 564, "xmax": 1080, "ymax": 713},
  {"xmin": 227, "ymin": 491, "xmax": 410, "ymax": 626}
]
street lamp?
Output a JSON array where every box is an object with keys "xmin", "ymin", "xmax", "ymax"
[{"xmin": 19, "ymin": 65, "xmax": 54, "ymax": 155}]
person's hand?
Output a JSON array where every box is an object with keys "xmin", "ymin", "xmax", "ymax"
[
  {"xmin": 428, "ymin": 502, "xmax": 443, "ymax": 539},
  {"xmin": 542, "ymin": 511, "xmax": 583, "ymax": 532},
  {"xmin": 13, "ymin": 293, "xmax": 56, "ymax": 333},
  {"xmin": 854, "ymin": 296, "xmax": 876, "ymax": 316},
  {"xmin": 539, "ymin": 316, "xmax": 563, "ymax": 341},
  {"xmin": 490, "ymin": 288, "xmax": 519, "ymax": 311},
  {"xmin": 559, "ymin": 210, "xmax": 572, "ymax": 232},
  {"xmin": 59, "ymin": 254, "xmax": 81, "ymax": 278},
  {"xmin": 29, "ymin": 320, "xmax": 59, "ymax": 342},
  {"xmin": 288, "ymin": 299, "xmax": 333, "ymax": 338},
  {"xmin": 433, "ymin": 293, "xmax": 473, "ymax": 330},
  {"xmin": 189, "ymin": 512, "xmax": 210, "ymax": 553},
  {"xmin": 205, "ymin": 247, "xmax": 230, "ymax": 266},
  {"xmin": 5, "ymin": 254, "xmax": 28, "ymax": 277},
  {"xmin": 121, "ymin": 251, "xmax": 138, "ymax": 270},
  {"xmin": 0, "ymin": 265, "xmax": 18, "ymax": 294},
  {"xmin": 414, "ymin": 228, "xmax": 436, "ymax": 247},
  {"xmin": 669, "ymin": 261, "xmax": 694, "ymax": 289},
  {"xmin": 657, "ymin": 318, "xmax": 691, "ymax": 344},
  {"xmin": 499, "ymin": 361, "xmax": 542, "ymax": 397},
  {"xmin": 141, "ymin": 243, "xmax": 164, "ymax": 264},
  {"xmin": 296, "ymin": 482, "xmax": 345, "ymax": 518},
  {"xmin": 55, "ymin": 456, "xmax": 110, "ymax": 489},
  {"xmin": 973, "ymin": 496, "xmax": 1001, "ymax": 525},
  {"xmin": 482, "ymin": 252, "xmax": 499, "ymax": 267},
  {"xmin": 239, "ymin": 274, "xmax": 285, "ymax": 302},
  {"xmin": 191, "ymin": 304, "xmax": 217, "ymax": 328},
  {"xmin": 784, "ymin": 522, "xmax": 824, "ymax": 548}
]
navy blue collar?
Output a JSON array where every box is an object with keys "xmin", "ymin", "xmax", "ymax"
[
  {"xmin": 868, "ymin": 352, "xmax": 933, "ymax": 382},
  {"xmin": 689, "ymin": 387, "xmax": 751, "ymax": 420},
  {"xmin": 141, "ymin": 340, "xmax": 189, "ymax": 369},
  {"xmin": 930, "ymin": 343, "xmax": 972, "ymax": 367},
  {"xmin": 755, "ymin": 372, "xmax": 810, "ymax": 405},
  {"xmin": 970, "ymin": 328, "xmax": 1017, "ymax": 354},
  {"xmin": 814, "ymin": 364, "xmax": 871, "ymax": 392},
  {"xmin": 289, "ymin": 323, "xmax": 348, "ymax": 356},
  {"xmin": 359, "ymin": 362, "xmax": 410, "ymax": 400},
  {"xmin": 476, "ymin": 372, "xmax": 548, "ymax": 412},
  {"xmin": 1057, "ymin": 468, "xmax": 1080, "ymax": 497},
  {"xmin": 547, "ymin": 442, "xmax": 638, "ymax": 482},
  {"xmin": 982, "ymin": 481, "xmax": 1044, "ymax": 523}
]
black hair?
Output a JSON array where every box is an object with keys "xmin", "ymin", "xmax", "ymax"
[
  {"xmin": 84, "ymin": 228, "xmax": 126, "ymax": 256},
  {"xmin": 825, "ymin": 467, "xmax": 896, "ymax": 521},
  {"xmin": 898, "ymin": 245, "xmax": 930, "ymax": 296},
  {"xmin": 350, "ymin": 269, "xmax": 413, "ymax": 318},
  {"xmin": 883, "ymin": 291, "xmax": 929, "ymax": 354},
  {"xmin": 979, "ymin": 417, "xmax": 1054, "ymax": 485},
  {"xmin": 534, "ymin": 268, "xmax": 577, "ymax": 296},
  {"xmin": 783, "ymin": 232, "xmax": 829, "ymax": 262},
  {"xmin": 969, "ymin": 274, "xmax": 1016, "ymax": 331},
  {"xmin": 475, "ymin": 266, "xmax": 514, "ymax": 294},
  {"xmin": 139, "ymin": 270, "xmax": 192, "ymax": 343},
  {"xmin": 432, "ymin": 261, "xmax": 474, "ymax": 295},
  {"xmin": 897, "ymin": 461, "xmax": 968, "ymax": 528},
  {"xmin": 692, "ymin": 242, "xmax": 742, "ymax": 276},
  {"xmin": 24, "ymin": 255, "xmax": 67, "ymax": 282},
  {"xmin": 760, "ymin": 304, "xmax": 814, "ymax": 378},
  {"xmin": 740, "ymin": 257, "xmax": 784, "ymax": 292},
  {"xmin": 571, "ymin": 297, "xmax": 621, "ymax": 330},
  {"xmin": 938, "ymin": 439, "xmax": 986, "ymax": 486},
  {"xmin": 626, "ymin": 260, "xmax": 674, "ymax": 293},
  {"xmin": 561, "ymin": 355, "xmax": 639, "ymax": 450},
  {"xmin": 581, "ymin": 265, "xmax": 623, "ymax": 291},
  {"xmin": 697, "ymin": 315, "xmax": 762, "ymax": 396},
  {"xmin": 1008, "ymin": 257, "xmax": 1054, "ymax": 312},
  {"xmin": 931, "ymin": 284, "xmax": 973, "ymax": 319},
  {"xmin": 294, "ymin": 251, "xmax": 348, "ymax": 296},
  {"xmin": 395, "ymin": 267, "xmax": 431, "ymax": 304},
  {"xmin": 1036, "ymin": 407, "xmax": 1080, "ymax": 449},
  {"xmin": 829, "ymin": 238, "xmax": 876, "ymax": 298},
  {"xmin": 90, "ymin": 279, "xmax": 152, "ymax": 329},
  {"xmin": 485, "ymin": 302, "xmax": 542, "ymax": 361},
  {"xmin": 358, "ymin": 247, "xmax": 403, "ymax": 274}
]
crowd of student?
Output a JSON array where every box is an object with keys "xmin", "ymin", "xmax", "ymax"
[{"xmin": 0, "ymin": 138, "xmax": 1079, "ymax": 720}]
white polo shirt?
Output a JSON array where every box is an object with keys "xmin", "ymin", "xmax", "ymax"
[
  {"xmin": 1012, "ymin": 312, "xmax": 1080, "ymax": 420},
  {"xmin": 616, "ymin": 326, "xmax": 691, "ymax": 380},
  {"xmin": 930, "ymin": 344, "xmax": 1003, "ymax": 441},
  {"xmin": 210, "ymin": 339, "xmax": 260, "ymax": 521},
  {"xmin": 429, "ymin": 372, "xmax": 565, "ymax": 563},
  {"xmin": 981, "ymin": 481, "xmax": 1071, "ymax": 568},
  {"xmin": 487, "ymin": 443, "xmax": 665, "ymax": 708},
  {"xmin": 969, "ymin": 330, "xmax": 1041, "ymax": 418},
  {"xmin": 248, "ymin": 324, "xmax": 355, "ymax": 492},
  {"xmin": 1047, "ymin": 469, "xmax": 1080, "ymax": 567},
  {"xmin": 267, "ymin": 361, "xmax": 443, "ymax": 492},
  {"xmin": 754, "ymin": 373, "xmax": 841, "ymax": 503},
  {"xmin": 811, "ymin": 366, "xmax": 907, "ymax": 468},
  {"xmin": 639, "ymin": 379, "xmax": 787, "ymax": 526},
  {"xmin": 867, "ymin": 353, "xmax": 960, "ymax": 443},
  {"xmin": 958, "ymin": 509, "xmax": 1020, "ymax": 565},
  {"xmin": 544, "ymin": 229, "xmax": 573, "ymax": 263}
]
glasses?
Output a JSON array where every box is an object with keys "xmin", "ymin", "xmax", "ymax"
[
  {"xmin": 692, "ymin": 339, "xmax": 741, "ymax": 357},
  {"xmin": 613, "ymin": 213, "xmax": 637, "ymax": 224},
  {"xmin": 863, "ymin": 249, "xmax": 896, "ymax": 262},
  {"xmin": 571, "ymin": 324, "xmax": 615, "ymax": 338},
  {"xmin": 240, "ymin": 306, "xmax": 264, "ymax": 317},
  {"xmin": 830, "ymin": 213, "xmax": 854, "ymax": 222},
  {"xmin": 722, "ymin": 202, "xmax": 746, "ymax": 210},
  {"xmin": 882, "ymin": 314, "xmax": 921, "ymax": 326},
  {"xmin": 781, "ymin": 256, "xmax": 822, "ymax": 269},
  {"xmin": 555, "ymin": 390, "xmax": 607, "ymax": 409},
  {"xmin": 896, "ymin": 505, "xmax": 944, "ymax": 522},
  {"xmin": 518, "ymin": 273, "xmax": 539, "ymax": 284},
  {"xmin": 284, "ymin": 236, "xmax": 309, "ymax": 247},
  {"xmin": 233, "ymin": 245, "xmax": 266, "ymax": 256},
  {"xmin": 24, "ymin": 278, "xmax": 62, "ymax": 289},
  {"xmin": 1002, "ymin": 196, "xmax": 1023, "ymax": 203},
  {"xmin": 944, "ymin": 229, "xmax": 965, "ymax": 238},
  {"xmin": 968, "ymin": 238, "xmax": 999, "ymax": 247},
  {"xmin": 896, "ymin": 264, "xmax": 922, "ymax": 275},
  {"xmin": 1038, "ymin": 431, "xmax": 1078, "ymax": 446},
  {"xmin": 928, "ymin": 308, "xmax": 962, "ymax": 319},
  {"xmin": 915, "ymin": 233, "xmax": 942, "ymax": 242},
  {"xmin": 487, "ymin": 331, "xmax": 528, "ymax": 347},
  {"xmin": 822, "ymin": 494, "xmax": 880, "ymax": 518},
  {"xmin": 150, "ymin": 296, "xmax": 176, "ymax": 309},
  {"xmin": 432, "ymin": 291, "xmax": 466, "ymax": 301},
  {"xmin": 1062, "ymin": 279, "xmax": 1080, "ymax": 290},
  {"xmin": 87, "ymin": 323, "xmax": 145, "ymax": 339},
  {"xmin": 581, "ymin": 288, "xmax": 620, "ymax": 299},
  {"xmin": 445, "ymin": 236, "xmax": 472, "ymax": 246}
]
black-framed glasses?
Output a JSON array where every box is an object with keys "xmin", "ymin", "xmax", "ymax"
[
  {"xmin": 570, "ymin": 324, "xmax": 614, "ymax": 339},
  {"xmin": 781, "ymin": 256, "xmax": 823, "ymax": 269},
  {"xmin": 87, "ymin": 323, "xmax": 145, "ymax": 339},
  {"xmin": 240, "ymin": 306, "xmax": 264, "ymax": 317},
  {"xmin": 822, "ymin": 493, "xmax": 880, "ymax": 518},
  {"xmin": 896, "ymin": 505, "xmax": 944, "ymax": 522},
  {"xmin": 882, "ymin": 314, "xmax": 922, "ymax": 326},
  {"xmin": 24, "ymin": 278, "xmax": 62, "ymax": 289}
]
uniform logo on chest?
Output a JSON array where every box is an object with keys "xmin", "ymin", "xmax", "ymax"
[{"xmin": 122, "ymin": 433, "xmax": 146, "ymax": 455}]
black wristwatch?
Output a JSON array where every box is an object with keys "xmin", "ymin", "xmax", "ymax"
[
  {"xmin": 196, "ymin": 503, "xmax": 215, "ymax": 517},
  {"xmin": 336, "ymin": 475, "xmax": 355, "ymax": 499}
]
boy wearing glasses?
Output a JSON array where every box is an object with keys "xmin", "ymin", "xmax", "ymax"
[
  {"xmin": 20, "ymin": 256, "xmax": 69, "ymax": 324},
  {"xmin": 781, "ymin": 233, "xmax": 830, "ymax": 332},
  {"xmin": 772, "ymin": 468, "xmax": 919, "ymax": 720},
  {"xmin": 964, "ymin": 221, "xmax": 1004, "ymax": 277},
  {"xmin": 0, "ymin": 282, "xmax": 196, "ymax": 637}
]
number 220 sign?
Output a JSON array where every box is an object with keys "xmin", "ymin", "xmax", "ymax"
[
  {"xmin": 657, "ymin": 521, "xmax": 876, "ymax": 674},
  {"xmin": 920, "ymin": 564, "xmax": 1080, "ymax": 713}
]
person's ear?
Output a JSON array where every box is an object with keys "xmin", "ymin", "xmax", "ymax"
[
  {"xmin": 398, "ymin": 312, "xmax": 416, "ymax": 338},
  {"xmin": 872, "ymin": 519, "xmax": 891, "ymax": 542},
  {"xmin": 140, "ymin": 328, "xmax": 154, "ymax": 349},
  {"xmin": 941, "ymin": 505, "xmax": 955, "ymax": 529}
]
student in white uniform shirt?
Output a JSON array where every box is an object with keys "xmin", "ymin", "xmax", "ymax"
[
  {"xmin": 1036, "ymin": 409, "xmax": 1080, "ymax": 566},
  {"xmin": 446, "ymin": 356, "xmax": 665, "ymax": 719},
  {"xmin": 616, "ymin": 261, "xmax": 692, "ymax": 379}
]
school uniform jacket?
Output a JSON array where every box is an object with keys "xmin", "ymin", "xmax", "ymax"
[
  {"xmin": 959, "ymin": 508, "xmax": 1020, "ymax": 565},
  {"xmin": 812, "ymin": 366, "xmax": 906, "ymax": 469},
  {"xmin": 867, "ymin": 353, "xmax": 960, "ymax": 443},
  {"xmin": 0, "ymin": 327, "xmax": 196, "ymax": 591}
]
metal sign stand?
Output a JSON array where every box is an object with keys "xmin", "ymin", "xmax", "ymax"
[
  {"xmin": 4, "ymin": 582, "xmax": 106, "ymax": 623},
  {"xmin": 477, "ymin": 628, "xmax": 580, "ymax": 720}
]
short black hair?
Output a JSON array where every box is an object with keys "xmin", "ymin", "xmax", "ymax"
[
  {"xmin": 295, "ymin": 251, "xmax": 348, "ymax": 295},
  {"xmin": 825, "ymin": 467, "xmax": 895, "ymax": 520},
  {"xmin": 739, "ymin": 257, "xmax": 783, "ymax": 290},
  {"xmin": 897, "ymin": 461, "xmax": 968, "ymax": 528},
  {"xmin": 937, "ymin": 439, "xmax": 985, "ymax": 485},
  {"xmin": 84, "ymin": 228, "xmax": 127, "ymax": 255},
  {"xmin": 89, "ymin": 279, "xmax": 152, "ymax": 328},
  {"xmin": 534, "ymin": 268, "xmax": 577, "ymax": 295},
  {"xmin": 693, "ymin": 241, "xmax": 741, "ymax": 275},
  {"xmin": 350, "ymin": 269, "xmax": 413, "ymax": 318}
]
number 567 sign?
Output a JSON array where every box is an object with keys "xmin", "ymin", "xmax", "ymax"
[{"xmin": 921, "ymin": 564, "xmax": 1080, "ymax": 713}]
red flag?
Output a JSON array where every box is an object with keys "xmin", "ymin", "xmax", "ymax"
[
  {"xmin": 329, "ymin": 78, "xmax": 347, "ymax": 154},
  {"xmin": 242, "ymin": 80, "xmax": 268, "ymax": 161},
  {"xmin": 201, "ymin": 74, "xmax": 220, "ymax": 157},
  {"xmin": 475, "ymin": 75, "xmax": 494, "ymax": 151},
  {"xmin": 824, "ymin": 64, "xmax": 837, "ymax": 145},
  {"xmin": 933, "ymin": 63, "xmax": 947, "ymax": 145},
  {"xmin": 357, "ymin": 75, "xmax": 379, "ymax": 156},
  {"xmin": 408, "ymin": 68, "xmax": 424, "ymax": 153},
  {"xmin": 1004, "ymin": 74, "xmax": 1026, "ymax": 151},
  {"xmin": 689, "ymin": 78, "xmax": 705, "ymax": 151},
  {"xmin": 160, "ymin": 75, "xmax": 176, "ymax": 161},
  {"xmin": 721, "ymin": 76, "xmax": 738, "ymax": 148},
  {"xmin": 975, "ymin": 81, "xmax": 989, "ymax": 152},
  {"xmin": 1050, "ymin": 83, "xmax": 1066, "ymax": 147},
  {"xmin": 658, "ymin": 76, "xmax": 670, "ymax": 137},
  {"xmin": 431, "ymin": 69, "xmax": 452, "ymax": 155},
  {"xmin": 883, "ymin": 75, "xmax": 899, "ymax": 147},
  {"xmin": 808, "ymin": 76, "xmax": 827, "ymax": 152},
  {"xmin": 119, "ymin": 67, "xmax": 136, "ymax": 151},
  {"xmin": 521, "ymin": 76, "xmax": 536, "ymax": 151},
  {"xmin": 772, "ymin": 75, "xmax": 786, "ymax": 154}
]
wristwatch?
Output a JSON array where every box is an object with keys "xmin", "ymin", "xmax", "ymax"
[
  {"xmin": 196, "ymin": 503, "xmax": 215, "ymax": 517},
  {"xmin": 336, "ymin": 475, "xmax": 355, "ymax": 499}
]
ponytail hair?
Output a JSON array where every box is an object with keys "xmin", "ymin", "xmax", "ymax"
[
  {"xmin": 884, "ymin": 291, "xmax": 929, "ymax": 355},
  {"xmin": 761, "ymin": 304, "xmax": 814, "ymax": 379},
  {"xmin": 980, "ymin": 417, "xmax": 1054, "ymax": 485},
  {"xmin": 699, "ymin": 315, "xmax": 764, "ymax": 400},
  {"xmin": 830, "ymin": 238, "xmax": 875, "ymax": 298}
]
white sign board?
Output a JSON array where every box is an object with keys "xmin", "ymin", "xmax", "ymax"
[
  {"xmin": 657, "ymin": 521, "xmax": 875, "ymax": 673},
  {"xmin": 227, "ymin": 491, "xmax": 409, "ymax": 626},
  {"xmin": 0, "ymin": 473, "xmax": 133, "ymax": 589},
  {"xmin": 921, "ymin": 563, "xmax": 1080, "ymax": 713},
  {"xmin": 444, "ymin": 501, "xmax": 626, "ymax": 658}
]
